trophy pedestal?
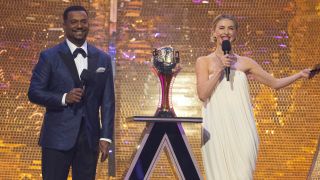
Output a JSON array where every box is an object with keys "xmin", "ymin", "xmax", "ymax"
[{"xmin": 124, "ymin": 116, "xmax": 203, "ymax": 179}]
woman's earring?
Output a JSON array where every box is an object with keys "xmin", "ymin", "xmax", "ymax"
[{"xmin": 211, "ymin": 36, "xmax": 217, "ymax": 43}]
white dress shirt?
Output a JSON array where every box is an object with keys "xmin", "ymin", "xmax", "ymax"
[{"xmin": 62, "ymin": 39, "xmax": 88, "ymax": 105}]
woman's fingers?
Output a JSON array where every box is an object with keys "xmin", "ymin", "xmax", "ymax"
[{"xmin": 221, "ymin": 54, "xmax": 237, "ymax": 67}]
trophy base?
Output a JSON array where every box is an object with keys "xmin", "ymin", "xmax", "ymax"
[{"xmin": 155, "ymin": 110, "xmax": 175, "ymax": 118}]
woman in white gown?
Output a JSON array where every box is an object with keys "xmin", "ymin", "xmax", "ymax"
[{"xmin": 196, "ymin": 14, "xmax": 311, "ymax": 180}]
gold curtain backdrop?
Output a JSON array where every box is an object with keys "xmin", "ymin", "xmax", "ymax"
[{"xmin": 0, "ymin": 0, "xmax": 319, "ymax": 179}]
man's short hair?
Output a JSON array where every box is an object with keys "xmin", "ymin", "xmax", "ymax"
[{"xmin": 63, "ymin": 5, "xmax": 88, "ymax": 22}]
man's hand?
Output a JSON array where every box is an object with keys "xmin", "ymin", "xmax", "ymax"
[
  {"xmin": 99, "ymin": 140, "xmax": 110, "ymax": 162},
  {"xmin": 65, "ymin": 88, "xmax": 83, "ymax": 104}
]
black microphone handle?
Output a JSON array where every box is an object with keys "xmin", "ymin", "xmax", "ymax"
[
  {"xmin": 224, "ymin": 50, "xmax": 230, "ymax": 81},
  {"xmin": 225, "ymin": 67, "xmax": 230, "ymax": 81}
]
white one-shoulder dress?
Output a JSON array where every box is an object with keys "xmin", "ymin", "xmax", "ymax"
[{"xmin": 201, "ymin": 70, "xmax": 259, "ymax": 180}]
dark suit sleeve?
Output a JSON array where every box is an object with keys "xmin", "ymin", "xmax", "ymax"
[
  {"xmin": 28, "ymin": 52, "xmax": 65, "ymax": 108},
  {"xmin": 100, "ymin": 55, "xmax": 115, "ymax": 141}
]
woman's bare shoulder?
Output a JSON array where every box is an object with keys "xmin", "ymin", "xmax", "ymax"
[
  {"xmin": 234, "ymin": 54, "xmax": 257, "ymax": 72},
  {"xmin": 196, "ymin": 54, "xmax": 214, "ymax": 63},
  {"xmin": 196, "ymin": 55, "xmax": 214, "ymax": 75},
  {"xmin": 236, "ymin": 54, "xmax": 257, "ymax": 65},
  {"xmin": 235, "ymin": 54, "xmax": 252, "ymax": 61}
]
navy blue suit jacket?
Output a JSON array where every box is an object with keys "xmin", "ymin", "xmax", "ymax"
[{"xmin": 28, "ymin": 41, "xmax": 115, "ymax": 151}]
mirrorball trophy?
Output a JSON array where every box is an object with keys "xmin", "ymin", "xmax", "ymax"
[{"xmin": 152, "ymin": 46, "xmax": 180, "ymax": 118}]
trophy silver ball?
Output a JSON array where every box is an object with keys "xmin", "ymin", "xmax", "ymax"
[{"xmin": 153, "ymin": 46, "xmax": 180, "ymax": 74}]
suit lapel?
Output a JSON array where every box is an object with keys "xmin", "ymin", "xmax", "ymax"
[
  {"xmin": 87, "ymin": 44, "xmax": 98, "ymax": 73},
  {"xmin": 58, "ymin": 41, "xmax": 81, "ymax": 87}
]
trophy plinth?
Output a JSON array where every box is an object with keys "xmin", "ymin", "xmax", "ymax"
[{"xmin": 152, "ymin": 46, "xmax": 180, "ymax": 118}]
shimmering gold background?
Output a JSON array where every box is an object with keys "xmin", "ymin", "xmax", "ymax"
[{"xmin": 0, "ymin": 0, "xmax": 320, "ymax": 179}]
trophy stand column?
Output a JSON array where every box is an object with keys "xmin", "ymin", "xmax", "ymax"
[{"xmin": 154, "ymin": 68, "xmax": 176, "ymax": 118}]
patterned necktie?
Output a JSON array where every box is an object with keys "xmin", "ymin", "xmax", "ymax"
[{"xmin": 73, "ymin": 48, "xmax": 87, "ymax": 58}]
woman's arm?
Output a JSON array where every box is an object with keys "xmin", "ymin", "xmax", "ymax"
[
  {"xmin": 196, "ymin": 56, "xmax": 224, "ymax": 102},
  {"xmin": 245, "ymin": 57, "xmax": 310, "ymax": 90}
]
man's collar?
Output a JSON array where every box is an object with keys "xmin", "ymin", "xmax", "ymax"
[{"xmin": 66, "ymin": 39, "xmax": 88, "ymax": 55}]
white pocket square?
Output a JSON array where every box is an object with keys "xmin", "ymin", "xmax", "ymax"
[{"xmin": 96, "ymin": 67, "xmax": 105, "ymax": 73}]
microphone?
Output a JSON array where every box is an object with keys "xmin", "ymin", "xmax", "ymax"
[
  {"xmin": 222, "ymin": 40, "xmax": 232, "ymax": 81},
  {"xmin": 80, "ymin": 69, "xmax": 90, "ymax": 90},
  {"xmin": 310, "ymin": 64, "xmax": 320, "ymax": 79}
]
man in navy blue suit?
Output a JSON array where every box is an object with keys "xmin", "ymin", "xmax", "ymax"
[{"xmin": 28, "ymin": 5, "xmax": 115, "ymax": 180}]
